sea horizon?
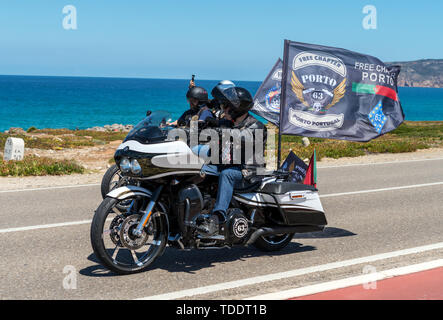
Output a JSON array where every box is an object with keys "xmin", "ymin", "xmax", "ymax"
[
  {"xmin": 0, "ymin": 73, "xmax": 260, "ymax": 83},
  {"xmin": 1, "ymin": 74, "xmax": 442, "ymax": 131}
]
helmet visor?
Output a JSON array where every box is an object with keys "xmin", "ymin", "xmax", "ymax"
[{"xmin": 217, "ymin": 86, "xmax": 240, "ymax": 108}]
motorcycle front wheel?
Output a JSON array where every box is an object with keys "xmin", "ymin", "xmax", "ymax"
[
  {"xmin": 101, "ymin": 164, "xmax": 123, "ymax": 198},
  {"xmin": 90, "ymin": 196, "xmax": 167, "ymax": 274},
  {"xmin": 101, "ymin": 164, "xmax": 136, "ymax": 210}
]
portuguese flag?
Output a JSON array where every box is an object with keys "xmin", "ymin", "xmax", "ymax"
[
  {"xmin": 352, "ymin": 82, "xmax": 399, "ymax": 101},
  {"xmin": 303, "ymin": 149, "xmax": 317, "ymax": 188}
]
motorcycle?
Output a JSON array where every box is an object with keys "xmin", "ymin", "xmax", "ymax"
[{"xmin": 90, "ymin": 110, "xmax": 327, "ymax": 274}]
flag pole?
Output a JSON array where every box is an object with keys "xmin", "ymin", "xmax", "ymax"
[
  {"xmin": 277, "ymin": 40, "xmax": 290, "ymax": 170},
  {"xmin": 277, "ymin": 127, "xmax": 282, "ymax": 169}
]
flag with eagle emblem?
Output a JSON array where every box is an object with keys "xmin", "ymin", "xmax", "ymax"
[{"xmin": 279, "ymin": 40, "xmax": 405, "ymax": 142}]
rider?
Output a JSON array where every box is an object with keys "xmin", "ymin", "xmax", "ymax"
[
  {"xmin": 170, "ymin": 80, "xmax": 214, "ymax": 127},
  {"xmin": 208, "ymin": 80, "xmax": 236, "ymax": 124},
  {"xmin": 199, "ymin": 85, "xmax": 267, "ymax": 235},
  {"xmin": 191, "ymin": 80, "xmax": 236, "ymax": 158}
]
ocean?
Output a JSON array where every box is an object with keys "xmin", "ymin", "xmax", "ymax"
[{"xmin": 0, "ymin": 75, "xmax": 442, "ymax": 131}]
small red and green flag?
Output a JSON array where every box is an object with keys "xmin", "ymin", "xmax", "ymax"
[
  {"xmin": 303, "ymin": 149, "xmax": 317, "ymax": 188},
  {"xmin": 352, "ymin": 82, "xmax": 399, "ymax": 101}
]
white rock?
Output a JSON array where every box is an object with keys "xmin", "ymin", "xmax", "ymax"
[
  {"xmin": 4, "ymin": 137, "xmax": 25, "ymax": 161},
  {"xmin": 301, "ymin": 137, "xmax": 310, "ymax": 147}
]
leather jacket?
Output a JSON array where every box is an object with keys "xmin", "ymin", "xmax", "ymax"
[{"xmin": 219, "ymin": 114, "xmax": 267, "ymax": 168}]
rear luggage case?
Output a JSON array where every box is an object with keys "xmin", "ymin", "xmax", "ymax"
[{"xmin": 261, "ymin": 182, "xmax": 327, "ymax": 227}]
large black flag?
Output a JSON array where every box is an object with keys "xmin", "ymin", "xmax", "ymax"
[
  {"xmin": 252, "ymin": 58, "xmax": 283, "ymax": 126},
  {"xmin": 280, "ymin": 40, "xmax": 405, "ymax": 142}
]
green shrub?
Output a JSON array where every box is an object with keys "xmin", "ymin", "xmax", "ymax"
[
  {"xmin": 0, "ymin": 156, "xmax": 85, "ymax": 176},
  {"xmin": 270, "ymin": 121, "xmax": 440, "ymax": 161}
]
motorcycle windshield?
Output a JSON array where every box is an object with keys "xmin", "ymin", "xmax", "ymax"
[{"xmin": 124, "ymin": 111, "xmax": 172, "ymax": 144}]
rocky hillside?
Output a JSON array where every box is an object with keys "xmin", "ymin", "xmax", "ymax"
[{"xmin": 388, "ymin": 59, "xmax": 443, "ymax": 88}]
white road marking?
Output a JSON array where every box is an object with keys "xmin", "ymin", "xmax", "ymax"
[
  {"xmin": 318, "ymin": 157, "xmax": 443, "ymax": 169},
  {"xmin": 0, "ymin": 183, "xmax": 100, "ymax": 194},
  {"xmin": 0, "ymin": 157, "xmax": 442, "ymax": 194},
  {"xmin": 0, "ymin": 217, "xmax": 115, "ymax": 234},
  {"xmin": 1, "ymin": 181, "xmax": 442, "ymax": 234},
  {"xmin": 136, "ymin": 242, "xmax": 443, "ymax": 300},
  {"xmin": 0, "ymin": 220, "xmax": 93, "ymax": 233},
  {"xmin": 320, "ymin": 181, "xmax": 443, "ymax": 198},
  {"xmin": 244, "ymin": 259, "xmax": 443, "ymax": 300}
]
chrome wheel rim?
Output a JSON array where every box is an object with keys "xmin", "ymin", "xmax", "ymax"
[{"xmin": 101, "ymin": 197, "xmax": 163, "ymax": 270}]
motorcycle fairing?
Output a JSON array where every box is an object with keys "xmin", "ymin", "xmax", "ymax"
[{"xmin": 117, "ymin": 140, "xmax": 190, "ymax": 154}]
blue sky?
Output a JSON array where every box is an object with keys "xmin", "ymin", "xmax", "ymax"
[{"xmin": 0, "ymin": 0, "xmax": 441, "ymax": 81}]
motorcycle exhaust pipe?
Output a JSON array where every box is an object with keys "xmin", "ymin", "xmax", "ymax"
[{"xmin": 245, "ymin": 225, "xmax": 324, "ymax": 245}]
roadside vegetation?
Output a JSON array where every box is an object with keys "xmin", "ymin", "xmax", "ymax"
[
  {"xmin": 0, "ymin": 128, "xmax": 127, "ymax": 150},
  {"xmin": 273, "ymin": 121, "xmax": 443, "ymax": 161},
  {"xmin": 0, "ymin": 156, "xmax": 84, "ymax": 176},
  {"xmin": 0, "ymin": 121, "xmax": 442, "ymax": 176}
]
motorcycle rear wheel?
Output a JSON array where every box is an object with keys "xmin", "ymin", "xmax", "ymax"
[
  {"xmin": 253, "ymin": 233, "xmax": 294, "ymax": 252},
  {"xmin": 90, "ymin": 196, "xmax": 167, "ymax": 274}
]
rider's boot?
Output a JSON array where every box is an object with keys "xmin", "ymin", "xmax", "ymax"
[{"xmin": 197, "ymin": 211, "xmax": 225, "ymax": 236}]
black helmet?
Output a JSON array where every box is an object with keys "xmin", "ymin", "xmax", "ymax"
[
  {"xmin": 211, "ymin": 80, "xmax": 235, "ymax": 103},
  {"xmin": 186, "ymin": 86, "xmax": 208, "ymax": 105},
  {"xmin": 216, "ymin": 86, "xmax": 254, "ymax": 119}
]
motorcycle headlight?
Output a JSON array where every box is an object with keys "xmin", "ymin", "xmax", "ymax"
[
  {"xmin": 120, "ymin": 158, "xmax": 131, "ymax": 173},
  {"xmin": 130, "ymin": 159, "xmax": 142, "ymax": 175}
]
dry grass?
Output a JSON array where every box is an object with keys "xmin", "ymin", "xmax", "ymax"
[
  {"xmin": 0, "ymin": 156, "xmax": 84, "ymax": 176},
  {"xmin": 272, "ymin": 121, "xmax": 443, "ymax": 161}
]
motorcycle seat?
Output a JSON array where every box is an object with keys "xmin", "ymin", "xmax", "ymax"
[
  {"xmin": 233, "ymin": 180, "xmax": 263, "ymax": 193},
  {"xmin": 259, "ymin": 181, "xmax": 317, "ymax": 194}
]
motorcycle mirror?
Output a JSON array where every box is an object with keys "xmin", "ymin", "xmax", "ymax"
[{"xmin": 146, "ymin": 110, "xmax": 152, "ymax": 117}]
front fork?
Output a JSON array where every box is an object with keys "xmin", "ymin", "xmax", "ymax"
[{"xmin": 132, "ymin": 185, "xmax": 163, "ymax": 237}]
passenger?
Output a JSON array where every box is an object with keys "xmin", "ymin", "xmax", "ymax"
[
  {"xmin": 198, "ymin": 86, "xmax": 267, "ymax": 235},
  {"xmin": 190, "ymin": 81, "xmax": 236, "ymax": 159}
]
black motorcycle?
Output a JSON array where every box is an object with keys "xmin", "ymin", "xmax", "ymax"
[{"xmin": 91, "ymin": 111, "xmax": 327, "ymax": 274}]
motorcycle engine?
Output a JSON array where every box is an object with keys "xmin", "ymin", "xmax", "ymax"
[{"xmin": 224, "ymin": 208, "xmax": 250, "ymax": 244}]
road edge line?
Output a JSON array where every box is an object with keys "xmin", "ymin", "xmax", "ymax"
[
  {"xmin": 244, "ymin": 259, "xmax": 443, "ymax": 300},
  {"xmin": 0, "ymin": 183, "xmax": 100, "ymax": 194},
  {"xmin": 136, "ymin": 242, "xmax": 443, "ymax": 300}
]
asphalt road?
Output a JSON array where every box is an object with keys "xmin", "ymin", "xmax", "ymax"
[{"xmin": 0, "ymin": 158, "xmax": 442, "ymax": 299}]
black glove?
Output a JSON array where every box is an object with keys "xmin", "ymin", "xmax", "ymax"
[{"xmin": 203, "ymin": 117, "xmax": 218, "ymax": 128}]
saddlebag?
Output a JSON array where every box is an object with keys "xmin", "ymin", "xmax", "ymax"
[{"xmin": 261, "ymin": 182, "xmax": 327, "ymax": 227}]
